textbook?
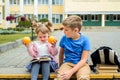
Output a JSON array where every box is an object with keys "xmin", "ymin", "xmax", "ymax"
[
  {"xmin": 96, "ymin": 64, "xmax": 118, "ymax": 73},
  {"xmin": 97, "ymin": 69, "xmax": 118, "ymax": 73},
  {"xmin": 31, "ymin": 56, "xmax": 51, "ymax": 63},
  {"xmin": 96, "ymin": 64, "xmax": 118, "ymax": 70}
]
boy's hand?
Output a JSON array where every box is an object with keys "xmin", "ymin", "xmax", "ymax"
[{"xmin": 57, "ymin": 70, "xmax": 73, "ymax": 80}]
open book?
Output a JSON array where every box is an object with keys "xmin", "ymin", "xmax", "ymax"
[{"xmin": 31, "ymin": 56, "xmax": 51, "ymax": 63}]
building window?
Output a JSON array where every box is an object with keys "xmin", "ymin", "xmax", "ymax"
[
  {"xmin": 38, "ymin": 0, "xmax": 48, "ymax": 5},
  {"xmin": 91, "ymin": 15, "xmax": 99, "ymax": 21},
  {"xmin": 24, "ymin": 0, "xmax": 34, "ymax": 5},
  {"xmin": 52, "ymin": 14, "xmax": 63, "ymax": 24},
  {"xmin": 105, "ymin": 15, "xmax": 110, "ymax": 21},
  {"xmin": 13, "ymin": 14, "xmax": 19, "ymax": 23},
  {"xmin": 0, "ymin": 12, "xmax": 2, "ymax": 24},
  {"xmin": 0, "ymin": 0, "xmax": 4, "ymax": 3},
  {"xmin": 2, "ymin": 6, "xmax": 5, "ymax": 19},
  {"xmin": 113, "ymin": 14, "xmax": 120, "ymax": 21},
  {"xmin": 80, "ymin": 15, "xmax": 88, "ymax": 21},
  {"xmin": 38, "ymin": 14, "xmax": 48, "ymax": 20},
  {"xmin": 24, "ymin": 14, "xmax": 33, "ymax": 19},
  {"xmin": 10, "ymin": 0, "xmax": 19, "ymax": 5},
  {"xmin": 52, "ymin": 0, "xmax": 63, "ymax": 5}
]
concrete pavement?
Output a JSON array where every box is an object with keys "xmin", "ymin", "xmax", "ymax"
[{"xmin": 0, "ymin": 28, "xmax": 120, "ymax": 69}]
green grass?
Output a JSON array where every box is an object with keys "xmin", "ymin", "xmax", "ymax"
[{"xmin": 0, "ymin": 33, "xmax": 32, "ymax": 44}]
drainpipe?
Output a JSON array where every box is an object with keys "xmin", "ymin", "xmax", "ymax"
[
  {"xmin": 34, "ymin": 0, "xmax": 38, "ymax": 21},
  {"xmin": 48, "ymin": 0, "xmax": 52, "ymax": 22},
  {"xmin": 20, "ymin": 0, "xmax": 23, "ymax": 16},
  {"xmin": 5, "ymin": 0, "xmax": 10, "ymax": 29}
]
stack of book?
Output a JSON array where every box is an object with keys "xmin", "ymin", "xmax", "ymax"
[{"xmin": 96, "ymin": 64, "xmax": 118, "ymax": 73}]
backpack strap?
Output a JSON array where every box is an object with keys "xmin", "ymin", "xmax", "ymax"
[
  {"xmin": 109, "ymin": 50, "xmax": 115, "ymax": 64},
  {"xmin": 99, "ymin": 49, "xmax": 105, "ymax": 64}
]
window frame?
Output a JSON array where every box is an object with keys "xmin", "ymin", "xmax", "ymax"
[
  {"xmin": 80, "ymin": 15, "xmax": 88, "ymax": 21},
  {"xmin": 105, "ymin": 14, "xmax": 110, "ymax": 21},
  {"xmin": 113, "ymin": 14, "xmax": 120, "ymax": 21},
  {"xmin": 52, "ymin": 14, "xmax": 63, "ymax": 24},
  {"xmin": 91, "ymin": 14, "xmax": 99, "ymax": 21}
]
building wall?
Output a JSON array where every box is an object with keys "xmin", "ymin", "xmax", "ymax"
[
  {"xmin": 0, "ymin": 0, "xmax": 120, "ymax": 29},
  {"xmin": 0, "ymin": 1, "xmax": 5, "ymax": 28},
  {"xmin": 105, "ymin": 14, "xmax": 120, "ymax": 26},
  {"xmin": 52, "ymin": 5, "xmax": 63, "ymax": 13},
  {"xmin": 0, "ymin": 0, "xmax": 64, "ymax": 29},
  {"xmin": 0, "ymin": 6, "xmax": 2, "ymax": 24},
  {"xmin": 83, "ymin": 15, "xmax": 101, "ymax": 26},
  {"xmin": 64, "ymin": 0, "xmax": 120, "ymax": 27},
  {"xmin": 38, "ymin": 6, "xmax": 49, "ymax": 13},
  {"xmin": 64, "ymin": 0, "xmax": 120, "ymax": 12}
]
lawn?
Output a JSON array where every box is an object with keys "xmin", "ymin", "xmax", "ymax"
[{"xmin": 0, "ymin": 33, "xmax": 32, "ymax": 44}]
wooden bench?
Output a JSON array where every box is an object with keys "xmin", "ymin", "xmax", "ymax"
[
  {"xmin": 0, "ymin": 73, "xmax": 117, "ymax": 80},
  {"xmin": 0, "ymin": 68, "xmax": 119, "ymax": 80}
]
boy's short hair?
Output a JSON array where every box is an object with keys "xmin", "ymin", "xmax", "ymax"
[{"xmin": 62, "ymin": 15, "xmax": 82, "ymax": 31}]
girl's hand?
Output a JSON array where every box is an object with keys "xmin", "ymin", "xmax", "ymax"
[
  {"xmin": 22, "ymin": 37, "xmax": 31, "ymax": 46},
  {"xmin": 51, "ymin": 39, "xmax": 57, "ymax": 47},
  {"xmin": 48, "ymin": 36, "xmax": 57, "ymax": 47},
  {"xmin": 22, "ymin": 42, "xmax": 29, "ymax": 47}
]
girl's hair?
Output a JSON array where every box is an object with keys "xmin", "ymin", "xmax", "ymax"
[
  {"xmin": 35, "ymin": 21, "xmax": 53, "ymax": 34},
  {"xmin": 62, "ymin": 15, "xmax": 82, "ymax": 31}
]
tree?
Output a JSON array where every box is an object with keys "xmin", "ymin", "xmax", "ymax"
[{"xmin": 18, "ymin": 20, "xmax": 32, "ymax": 28}]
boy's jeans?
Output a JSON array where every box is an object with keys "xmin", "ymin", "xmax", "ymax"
[{"xmin": 31, "ymin": 61, "xmax": 50, "ymax": 80}]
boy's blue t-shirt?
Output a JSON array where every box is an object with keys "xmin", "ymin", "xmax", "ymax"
[{"xmin": 59, "ymin": 33, "xmax": 91, "ymax": 64}]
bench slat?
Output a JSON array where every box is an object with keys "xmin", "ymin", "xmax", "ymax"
[
  {"xmin": 0, "ymin": 73, "xmax": 116, "ymax": 79},
  {"xmin": 0, "ymin": 73, "xmax": 56, "ymax": 78},
  {"xmin": 0, "ymin": 68, "xmax": 119, "ymax": 79},
  {"xmin": 90, "ymin": 74, "xmax": 113, "ymax": 78},
  {"xmin": 114, "ymin": 73, "xmax": 120, "ymax": 78}
]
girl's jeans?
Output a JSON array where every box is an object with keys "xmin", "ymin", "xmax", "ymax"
[{"xmin": 31, "ymin": 61, "xmax": 50, "ymax": 80}]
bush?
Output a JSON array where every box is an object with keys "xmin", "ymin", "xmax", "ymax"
[
  {"xmin": 13, "ymin": 27, "xmax": 25, "ymax": 32},
  {"xmin": 0, "ymin": 29, "xmax": 17, "ymax": 35},
  {"xmin": 21, "ymin": 30, "xmax": 32, "ymax": 34},
  {"xmin": 39, "ymin": 18, "xmax": 49, "ymax": 23}
]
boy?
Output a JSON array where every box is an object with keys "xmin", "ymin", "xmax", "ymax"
[{"xmin": 58, "ymin": 15, "xmax": 91, "ymax": 80}]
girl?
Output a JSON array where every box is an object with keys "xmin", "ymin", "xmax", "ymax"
[{"xmin": 24, "ymin": 22, "xmax": 58, "ymax": 80}]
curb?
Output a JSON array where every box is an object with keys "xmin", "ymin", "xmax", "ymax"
[{"xmin": 0, "ymin": 39, "xmax": 22, "ymax": 53}]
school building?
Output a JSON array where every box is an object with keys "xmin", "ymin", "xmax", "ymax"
[{"xmin": 0, "ymin": 0, "xmax": 120, "ymax": 29}]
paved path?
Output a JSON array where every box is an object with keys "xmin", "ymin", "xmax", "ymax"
[{"xmin": 0, "ymin": 29, "xmax": 120, "ymax": 69}]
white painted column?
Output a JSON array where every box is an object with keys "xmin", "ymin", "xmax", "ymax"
[
  {"xmin": 5, "ymin": 0, "xmax": 10, "ymax": 29},
  {"xmin": 102, "ymin": 14, "xmax": 105, "ymax": 27},
  {"xmin": 20, "ymin": 0, "xmax": 24, "ymax": 16},
  {"xmin": 34, "ymin": 0, "xmax": 38, "ymax": 21},
  {"xmin": 0, "ymin": 12, "xmax": 2, "ymax": 24},
  {"xmin": 48, "ymin": 0, "xmax": 52, "ymax": 22},
  {"xmin": 64, "ymin": 14, "xmax": 68, "ymax": 19}
]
